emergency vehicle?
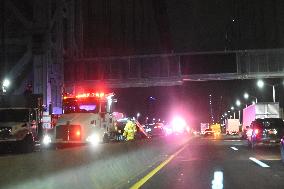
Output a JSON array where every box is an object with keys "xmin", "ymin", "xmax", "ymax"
[{"xmin": 47, "ymin": 92, "xmax": 118, "ymax": 145}]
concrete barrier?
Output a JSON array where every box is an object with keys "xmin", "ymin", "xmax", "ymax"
[{"xmin": 0, "ymin": 135, "xmax": 192, "ymax": 189}]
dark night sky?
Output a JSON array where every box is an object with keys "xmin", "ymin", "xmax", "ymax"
[
  {"xmin": 82, "ymin": 1, "xmax": 284, "ymax": 129},
  {"xmin": 2, "ymin": 1, "xmax": 284, "ymax": 128},
  {"xmin": 83, "ymin": 0, "xmax": 284, "ymax": 55}
]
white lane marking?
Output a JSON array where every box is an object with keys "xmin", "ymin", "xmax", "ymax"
[
  {"xmin": 249, "ymin": 157, "xmax": 270, "ymax": 168},
  {"xmin": 211, "ymin": 171, "xmax": 223, "ymax": 189},
  {"xmin": 230, "ymin": 147, "xmax": 238, "ymax": 151}
]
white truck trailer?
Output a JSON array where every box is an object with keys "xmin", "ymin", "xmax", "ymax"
[
  {"xmin": 225, "ymin": 119, "xmax": 240, "ymax": 135},
  {"xmin": 200, "ymin": 123, "xmax": 209, "ymax": 134},
  {"xmin": 242, "ymin": 102, "xmax": 281, "ymax": 138}
]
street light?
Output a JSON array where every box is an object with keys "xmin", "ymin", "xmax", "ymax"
[
  {"xmin": 235, "ymin": 100, "xmax": 241, "ymax": 121},
  {"xmin": 236, "ymin": 99, "xmax": 241, "ymax": 107},
  {"xmin": 256, "ymin": 79, "xmax": 282, "ymax": 103},
  {"xmin": 2, "ymin": 79, "xmax": 10, "ymax": 93},
  {"xmin": 3, "ymin": 79, "xmax": 10, "ymax": 88},
  {"xmin": 243, "ymin": 92, "xmax": 258, "ymax": 104},
  {"xmin": 243, "ymin": 92, "xmax": 249, "ymax": 99},
  {"xmin": 230, "ymin": 106, "xmax": 236, "ymax": 119},
  {"xmin": 257, "ymin": 80, "xmax": 264, "ymax": 88}
]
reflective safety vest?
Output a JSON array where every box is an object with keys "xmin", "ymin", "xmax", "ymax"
[{"xmin": 123, "ymin": 121, "xmax": 137, "ymax": 141}]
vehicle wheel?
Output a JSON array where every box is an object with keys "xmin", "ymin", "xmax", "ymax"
[
  {"xmin": 19, "ymin": 135, "xmax": 34, "ymax": 153},
  {"xmin": 281, "ymin": 144, "xmax": 284, "ymax": 163}
]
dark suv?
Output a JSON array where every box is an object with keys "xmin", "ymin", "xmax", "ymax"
[{"xmin": 247, "ymin": 118, "xmax": 284, "ymax": 149}]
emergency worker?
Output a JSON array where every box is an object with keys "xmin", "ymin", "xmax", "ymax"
[{"xmin": 123, "ymin": 119, "xmax": 137, "ymax": 141}]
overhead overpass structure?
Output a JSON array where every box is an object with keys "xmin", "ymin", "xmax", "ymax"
[
  {"xmin": 65, "ymin": 49, "xmax": 284, "ymax": 92},
  {"xmin": 1, "ymin": 0, "xmax": 284, "ymax": 113}
]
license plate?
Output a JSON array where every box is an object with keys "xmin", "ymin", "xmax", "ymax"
[{"xmin": 270, "ymin": 140, "xmax": 276, "ymax": 143}]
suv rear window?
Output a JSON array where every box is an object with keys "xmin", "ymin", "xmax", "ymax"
[{"xmin": 256, "ymin": 118, "xmax": 284, "ymax": 129}]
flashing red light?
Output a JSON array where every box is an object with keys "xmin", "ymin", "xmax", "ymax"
[
  {"xmin": 254, "ymin": 129, "xmax": 259, "ymax": 135},
  {"xmin": 64, "ymin": 92, "xmax": 107, "ymax": 99},
  {"xmin": 99, "ymin": 92, "xmax": 104, "ymax": 97},
  {"xmin": 76, "ymin": 93, "xmax": 88, "ymax": 98},
  {"xmin": 76, "ymin": 130, "xmax": 81, "ymax": 136}
]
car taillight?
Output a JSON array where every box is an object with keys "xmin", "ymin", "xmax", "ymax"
[
  {"xmin": 254, "ymin": 129, "xmax": 259, "ymax": 135},
  {"xmin": 76, "ymin": 130, "xmax": 81, "ymax": 136}
]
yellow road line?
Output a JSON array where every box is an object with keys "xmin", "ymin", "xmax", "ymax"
[{"xmin": 130, "ymin": 143, "xmax": 189, "ymax": 189}]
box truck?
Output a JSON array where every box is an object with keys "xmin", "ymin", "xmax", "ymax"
[
  {"xmin": 242, "ymin": 102, "xmax": 280, "ymax": 138},
  {"xmin": 225, "ymin": 119, "xmax": 240, "ymax": 135}
]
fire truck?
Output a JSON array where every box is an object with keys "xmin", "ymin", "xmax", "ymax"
[{"xmin": 46, "ymin": 92, "xmax": 118, "ymax": 146}]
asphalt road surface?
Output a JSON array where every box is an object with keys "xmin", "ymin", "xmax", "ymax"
[
  {"xmin": 137, "ymin": 135, "xmax": 284, "ymax": 189},
  {"xmin": 1, "ymin": 135, "xmax": 283, "ymax": 189}
]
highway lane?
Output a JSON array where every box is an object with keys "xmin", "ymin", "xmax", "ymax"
[
  {"xmin": 0, "ymin": 135, "xmax": 190, "ymax": 189},
  {"xmin": 136, "ymin": 135, "xmax": 284, "ymax": 189},
  {"xmin": 1, "ymin": 135, "xmax": 283, "ymax": 189}
]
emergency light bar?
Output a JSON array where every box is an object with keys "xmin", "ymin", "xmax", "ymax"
[{"xmin": 64, "ymin": 92, "xmax": 114, "ymax": 99}]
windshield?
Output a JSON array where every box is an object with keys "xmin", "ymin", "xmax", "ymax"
[
  {"xmin": 0, "ymin": 109, "xmax": 29, "ymax": 122},
  {"xmin": 63, "ymin": 97, "xmax": 107, "ymax": 114}
]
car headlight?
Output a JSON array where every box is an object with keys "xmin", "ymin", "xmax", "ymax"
[
  {"xmin": 43, "ymin": 135, "xmax": 51, "ymax": 145},
  {"xmin": 86, "ymin": 134, "xmax": 100, "ymax": 145}
]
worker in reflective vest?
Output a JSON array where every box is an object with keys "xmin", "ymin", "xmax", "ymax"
[{"xmin": 123, "ymin": 119, "xmax": 137, "ymax": 141}]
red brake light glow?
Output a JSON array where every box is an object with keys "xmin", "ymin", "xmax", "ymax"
[
  {"xmin": 254, "ymin": 129, "xmax": 259, "ymax": 135},
  {"xmin": 76, "ymin": 130, "xmax": 81, "ymax": 136}
]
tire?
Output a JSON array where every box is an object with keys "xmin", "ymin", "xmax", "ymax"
[
  {"xmin": 281, "ymin": 144, "xmax": 284, "ymax": 163},
  {"xmin": 19, "ymin": 135, "xmax": 35, "ymax": 153}
]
